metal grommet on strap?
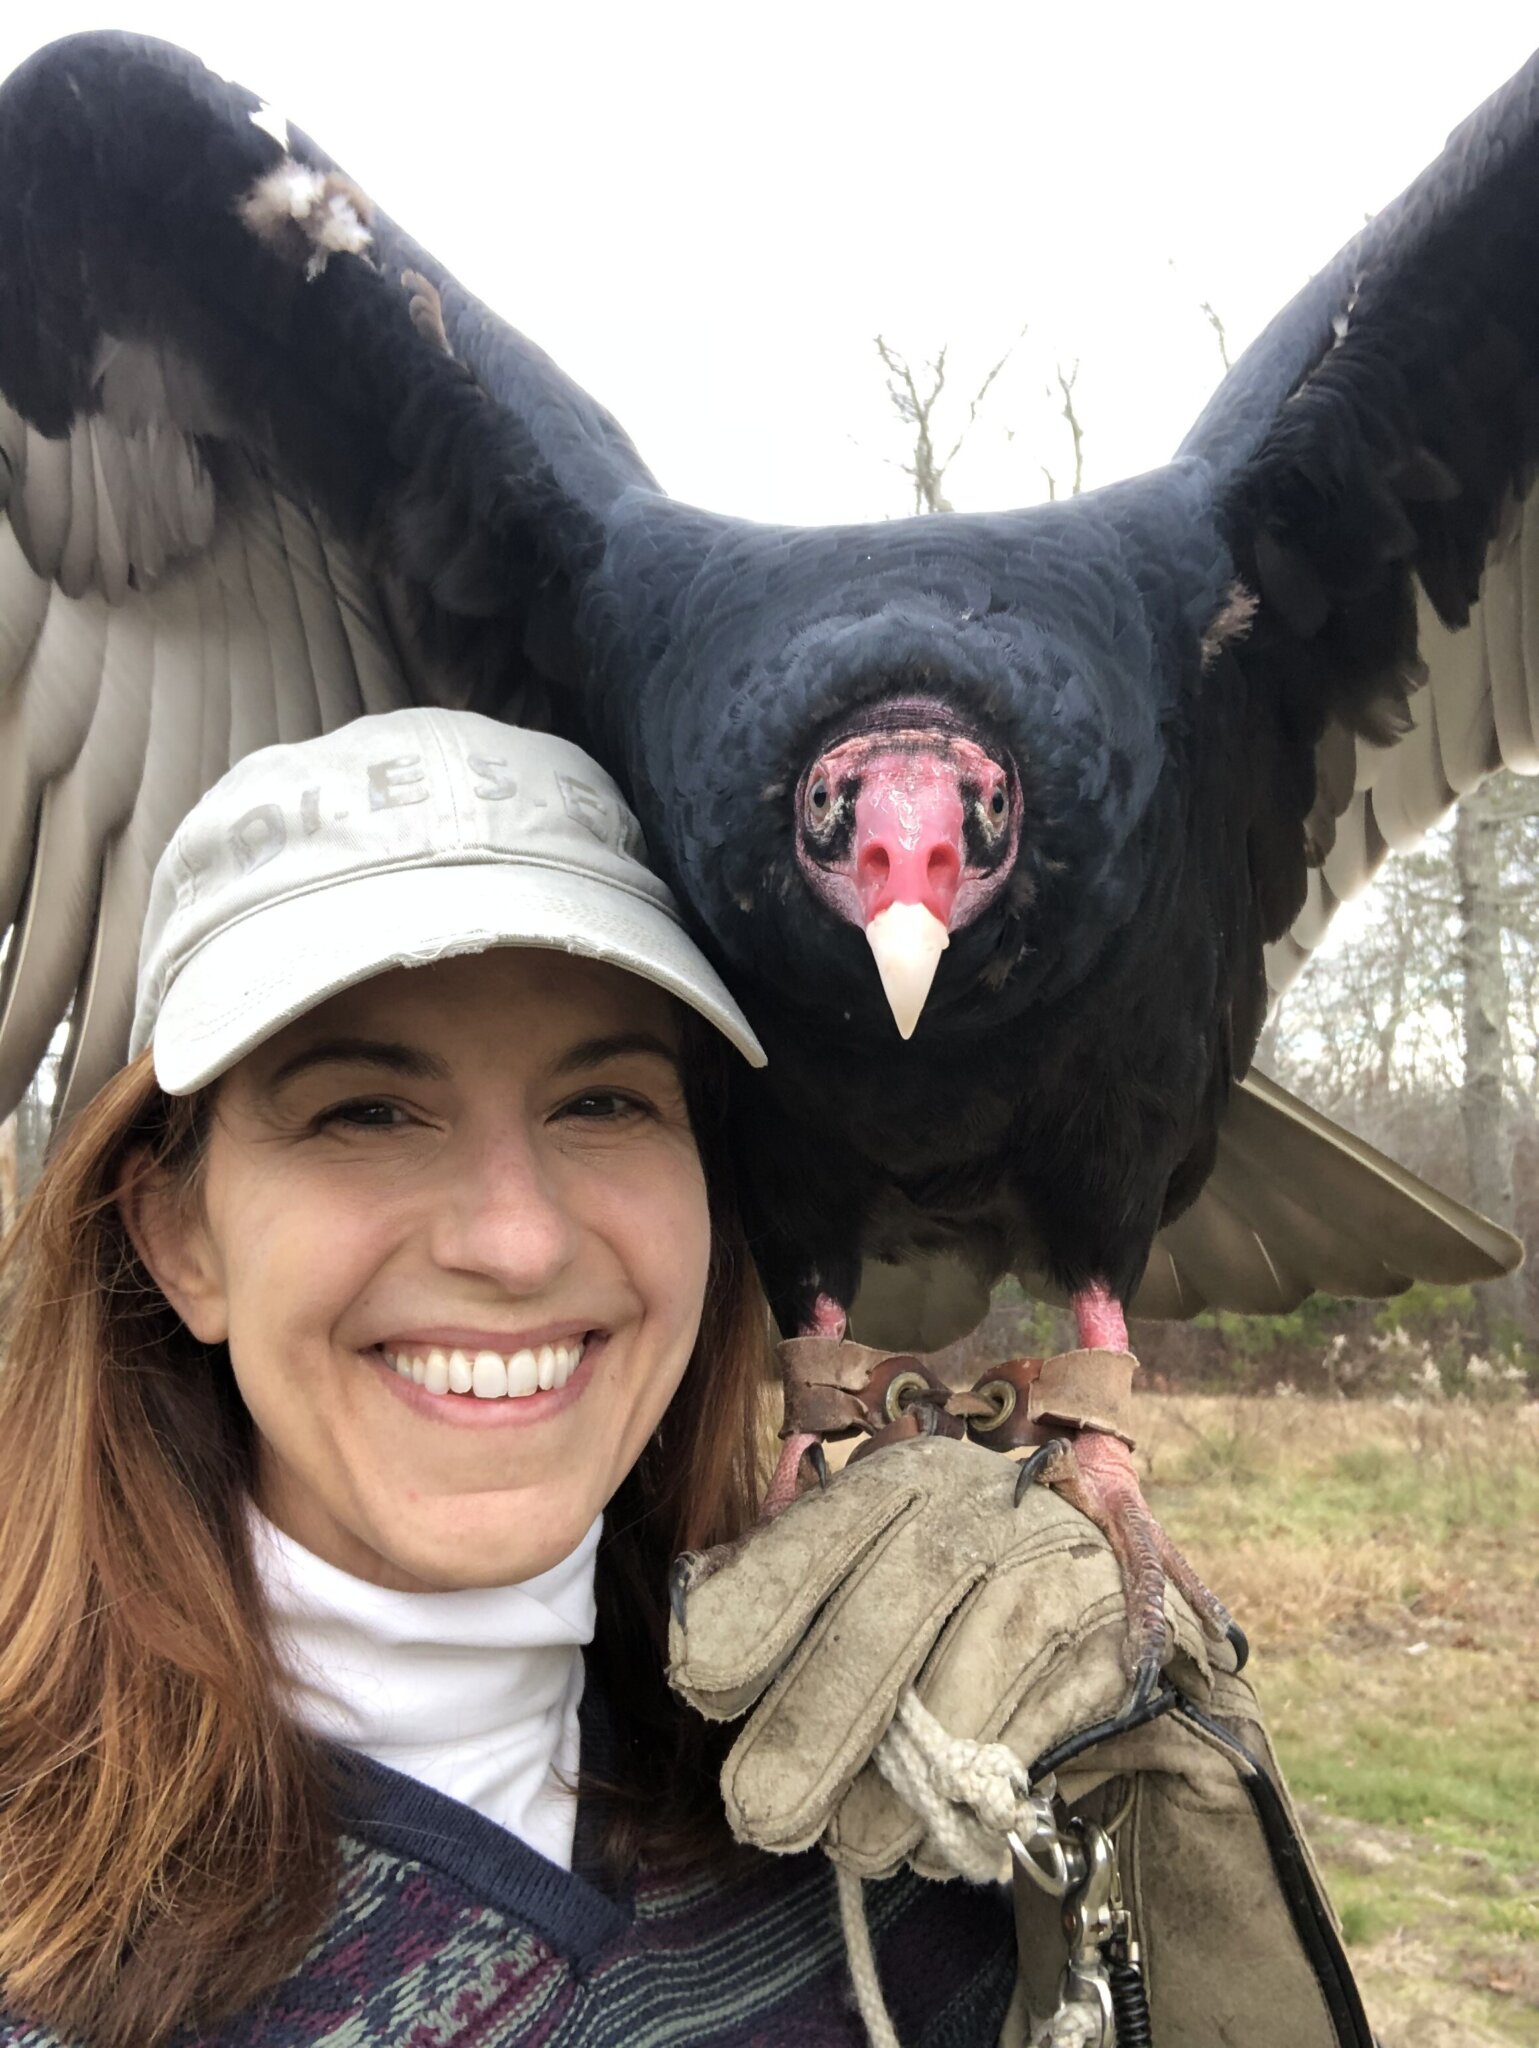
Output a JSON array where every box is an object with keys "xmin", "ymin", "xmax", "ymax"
[
  {"xmin": 882, "ymin": 1369, "xmax": 932, "ymax": 1422},
  {"xmin": 969, "ymin": 1377, "xmax": 1018, "ymax": 1433}
]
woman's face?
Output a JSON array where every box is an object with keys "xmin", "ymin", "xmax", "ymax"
[{"xmin": 136, "ymin": 950, "xmax": 711, "ymax": 1591}]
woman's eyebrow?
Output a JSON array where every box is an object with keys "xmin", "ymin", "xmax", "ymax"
[
  {"xmin": 264, "ymin": 1038, "xmax": 451, "ymax": 1091},
  {"xmin": 551, "ymin": 1031, "xmax": 684, "ymax": 1078}
]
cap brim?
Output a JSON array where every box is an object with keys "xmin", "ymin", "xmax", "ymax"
[{"xmin": 151, "ymin": 860, "xmax": 766, "ymax": 1093}]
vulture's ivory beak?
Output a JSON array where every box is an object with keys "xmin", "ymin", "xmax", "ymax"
[{"xmin": 865, "ymin": 902, "xmax": 950, "ymax": 1039}]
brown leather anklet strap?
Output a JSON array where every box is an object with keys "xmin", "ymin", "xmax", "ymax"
[
  {"xmin": 775, "ymin": 1338, "xmax": 1138, "ymax": 1453},
  {"xmin": 1023, "ymin": 1348, "xmax": 1138, "ymax": 1447}
]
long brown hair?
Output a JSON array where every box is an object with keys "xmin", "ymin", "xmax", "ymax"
[{"xmin": 0, "ymin": 1018, "xmax": 773, "ymax": 2047}]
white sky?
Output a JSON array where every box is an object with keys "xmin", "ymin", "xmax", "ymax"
[{"xmin": 5, "ymin": 3, "xmax": 1538, "ymax": 529}]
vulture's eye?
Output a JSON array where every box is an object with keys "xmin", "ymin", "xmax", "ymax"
[
  {"xmin": 805, "ymin": 777, "xmax": 833, "ymax": 830},
  {"xmin": 978, "ymin": 785, "xmax": 1009, "ymax": 837}
]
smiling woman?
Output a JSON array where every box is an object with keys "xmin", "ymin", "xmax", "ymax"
[
  {"xmin": 0, "ymin": 709, "xmax": 1018, "ymax": 2048},
  {"xmin": 158, "ymin": 952, "xmax": 714, "ymax": 1596}
]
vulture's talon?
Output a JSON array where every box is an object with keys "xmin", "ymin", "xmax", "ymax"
[
  {"xmin": 1025, "ymin": 1427, "xmax": 1242, "ymax": 1693},
  {"xmin": 1226, "ymin": 1620, "xmax": 1251, "ymax": 1674},
  {"xmin": 1014, "ymin": 1436, "xmax": 1074, "ymax": 1504},
  {"xmin": 1129, "ymin": 1648, "xmax": 1164, "ymax": 1717},
  {"xmin": 761, "ymin": 1297, "xmax": 847, "ymax": 1521},
  {"xmin": 668, "ymin": 1554, "xmax": 696, "ymax": 1632}
]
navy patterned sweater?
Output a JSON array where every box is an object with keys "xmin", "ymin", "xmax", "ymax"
[{"xmin": 2, "ymin": 1750, "xmax": 1016, "ymax": 2047}]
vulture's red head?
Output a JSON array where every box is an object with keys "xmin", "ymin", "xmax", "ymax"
[{"xmin": 794, "ymin": 710, "xmax": 1021, "ymax": 1037}]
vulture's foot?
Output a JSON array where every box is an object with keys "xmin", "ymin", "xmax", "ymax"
[
  {"xmin": 763, "ymin": 1293, "xmax": 846, "ymax": 1518},
  {"xmin": 1016, "ymin": 1427, "xmax": 1247, "ymax": 1709}
]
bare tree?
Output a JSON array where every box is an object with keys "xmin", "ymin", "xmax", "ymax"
[
  {"xmin": 1041, "ymin": 362, "xmax": 1085, "ymax": 502},
  {"xmin": 1454, "ymin": 778, "xmax": 1536, "ymax": 1338},
  {"xmin": 874, "ymin": 330, "xmax": 1024, "ymax": 514},
  {"xmin": 1265, "ymin": 770, "xmax": 1539, "ymax": 1342},
  {"xmin": 1199, "ymin": 300, "xmax": 1232, "ymax": 373}
]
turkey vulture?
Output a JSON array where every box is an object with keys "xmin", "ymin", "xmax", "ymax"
[{"xmin": 1, "ymin": 32, "xmax": 1532, "ymax": 1677}]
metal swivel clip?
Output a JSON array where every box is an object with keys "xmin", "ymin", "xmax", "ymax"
[{"xmin": 1009, "ymin": 1804, "xmax": 1151, "ymax": 2047}]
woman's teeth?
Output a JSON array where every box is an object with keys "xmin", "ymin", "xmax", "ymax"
[{"xmin": 381, "ymin": 1341, "xmax": 584, "ymax": 1400}]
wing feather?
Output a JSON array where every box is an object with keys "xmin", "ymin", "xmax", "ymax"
[
  {"xmin": 1131, "ymin": 1070, "xmax": 1518, "ymax": 1319},
  {"xmin": 1514, "ymin": 505, "xmax": 1539, "ymax": 765},
  {"xmin": 0, "ymin": 512, "xmax": 51, "ymax": 702},
  {"xmin": 850, "ymin": 1070, "xmax": 1520, "ymax": 1348},
  {"xmin": 1269, "ymin": 504, "xmax": 1538, "ymax": 994},
  {"xmin": 1191, "ymin": 55, "xmax": 1539, "ymax": 995},
  {"xmin": 1140, "ymin": 1187, "xmax": 1310, "ymax": 1315},
  {"xmin": 53, "ymin": 575, "xmax": 220, "ymax": 1121},
  {"xmin": 1285, "ymin": 867, "xmax": 1338, "ymax": 956},
  {"xmin": 0, "ymin": 599, "xmax": 154, "ymax": 1105},
  {"xmin": 0, "ymin": 555, "xmax": 105, "ymax": 938},
  {"xmin": 1424, "ymin": 583, "xmax": 1501, "ymax": 794},
  {"xmin": 58, "ymin": 419, "xmax": 101, "ymax": 601},
  {"xmin": 5, "ymin": 426, "xmax": 71, "ymax": 580},
  {"xmin": 320, "ymin": 532, "xmax": 419, "ymax": 715},
  {"xmin": 0, "ymin": 430, "xmax": 419, "ymax": 1120},
  {"xmin": 1318, "ymin": 790, "xmax": 1383, "ymax": 904},
  {"xmin": 216, "ymin": 495, "xmax": 282, "ymax": 764},
  {"xmin": 1369, "ymin": 690, "xmax": 1455, "ymax": 855},
  {"xmin": 87, "ymin": 420, "xmax": 133, "ymax": 604},
  {"xmin": 238, "ymin": 478, "xmax": 323, "ymax": 748},
  {"xmin": 272, "ymin": 493, "xmax": 366, "ymax": 726}
]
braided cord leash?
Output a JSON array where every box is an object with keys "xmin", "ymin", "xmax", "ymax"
[
  {"xmin": 836, "ymin": 1689, "xmax": 1107, "ymax": 2048},
  {"xmin": 834, "ymin": 1865, "xmax": 903, "ymax": 2048},
  {"xmin": 873, "ymin": 1690, "xmax": 1036, "ymax": 1882}
]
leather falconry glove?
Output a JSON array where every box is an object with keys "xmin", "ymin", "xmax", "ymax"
[
  {"xmin": 669, "ymin": 1436, "xmax": 1374, "ymax": 2048},
  {"xmin": 767, "ymin": 1335, "xmax": 1242, "ymax": 1705}
]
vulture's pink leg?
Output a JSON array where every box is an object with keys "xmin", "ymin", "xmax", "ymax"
[
  {"xmin": 763, "ymin": 1293, "xmax": 846, "ymax": 1518},
  {"xmin": 1017, "ymin": 1282, "xmax": 1246, "ymax": 1705},
  {"xmin": 1073, "ymin": 1278, "xmax": 1128, "ymax": 1350}
]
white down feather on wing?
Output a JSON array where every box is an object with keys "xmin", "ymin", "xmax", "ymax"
[{"xmin": 0, "ymin": 388, "xmax": 413, "ymax": 1126}]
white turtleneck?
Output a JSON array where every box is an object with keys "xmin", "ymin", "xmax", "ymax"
[{"xmin": 249, "ymin": 1508, "xmax": 600, "ymax": 1870}]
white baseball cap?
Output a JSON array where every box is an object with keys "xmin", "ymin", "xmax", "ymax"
[{"xmin": 131, "ymin": 707, "xmax": 765, "ymax": 1093}]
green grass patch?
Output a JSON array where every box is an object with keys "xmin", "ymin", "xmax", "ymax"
[
  {"xmin": 1265, "ymin": 1654, "xmax": 1539, "ymax": 1870},
  {"xmin": 1139, "ymin": 1396, "xmax": 1539, "ymax": 2043},
  {"xmin": 1487, "ymin": 1896, "xmax": 1539, "ymax": 1944},
  {"xmin": 1330, "ymin": 1880, "xmax": 1413, "ymax": 1950},
  {"xmin": 1153, "ymin": 1411, "xmax": 1539, "ymax": 1545},
  {"xmin": 1331, "ymin": 1443, "xmax": 1394, "ymax": 1485}
]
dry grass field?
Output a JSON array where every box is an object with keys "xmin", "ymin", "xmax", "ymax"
[{"xmin": 1139, "ymin": 1394, "xmax": 1539, "ymax": 2047}]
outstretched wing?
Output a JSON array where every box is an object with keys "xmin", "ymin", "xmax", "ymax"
[
  {"xmin": 1130, "ymin": 1069, "xmax": 1519, "ymax": 1316},
  {"xmin": 1177, "ymin": 50, "xmax": 1539, "ymax": 991},
  {"xmin": 0, "ymin": 421, "xmax": 412, "ymax": 1122},
  {"xmin": 0, "ymin": 31, "xmax": 655, "ymax": 1119},
  {"xmin": 848, "ymin": 1069, "xmax": 1520, "ymax": 1352}
]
